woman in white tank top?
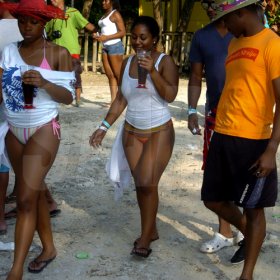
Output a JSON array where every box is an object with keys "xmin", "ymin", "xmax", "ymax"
[
  {"xmin": 90, "ymin": 16, "xmax": 179, "ymax": 258},
  {"xmin": 93, "ymin": 0, "xmax": 126, "ymax": 103}
]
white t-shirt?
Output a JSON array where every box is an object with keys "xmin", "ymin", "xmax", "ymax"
[
  {"xmin": 0, "ymin": 19, "xmax": 23, "ymax": 58},
  {"xmin": 121, "ymin": 53, "xmax": 171, "ymax": 129},
  {"xmin": 0, "ymin": 43, "xmax": 75, "ymax": 128}
]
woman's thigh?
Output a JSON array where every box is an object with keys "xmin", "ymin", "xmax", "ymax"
[
  {"xmin": 102, "ymin": 53, "xmax": 114, "ymax": 78},
  {"xmin": 123, "ymin": 124, "xmax": 175, "ymax": 186},
  {"xmin": 107, "ymin": 54, "xmax": 123, "ymax": 80},
  {"xmin": 6, "ymin": 124, "xmax": 60, "ymax": 192}
]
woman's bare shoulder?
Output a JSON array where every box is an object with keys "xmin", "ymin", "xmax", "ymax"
[{"xmin": 46, "ymin": 41, "xmax": 72, "ymax": 71}]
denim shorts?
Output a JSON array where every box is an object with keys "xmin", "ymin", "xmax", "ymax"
[
  {"xmin": 102, "ymin": 41, "xmax": 124, "ymax": 55},
  {"xmin": 0, "ymin": 164, "xmax": 9, "ymax": 173}
]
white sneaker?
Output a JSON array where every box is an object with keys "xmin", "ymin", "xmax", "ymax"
[
  {"xmin": 235, "ymin": 231, "xmax": 244, "ymax": 244},
  {"xmin": 200, "ymin": 232, "xmax": 235, "ymax": 253}
]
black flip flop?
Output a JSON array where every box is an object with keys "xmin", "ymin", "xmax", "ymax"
[
  {"xmin": 5, "ymin": 194, "xmax": 16, "ymax": 204},
  {"xmin": 131, "ymin": 247, "xmax": 152, "ymax": 258},
  {"xmin": 0, "ymin": 229, "xmax": 7, "ymax": 235},
  {"xmin": 28, "ymin": 256, "xmax": 56, "ymax": 273},
  {"xmin": 4, "ymin": 208, "xmax": 17, "ymax": 220},
  {"xmin": 5, "ymin": 208, "xmax": 61, "ymax": 220},
  {"xmin": 49, "ymin": 209, "xmax": 61, "ymax": 218}
]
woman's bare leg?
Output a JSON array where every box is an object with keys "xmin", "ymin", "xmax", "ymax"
[
  {"xmin": 0, "ymin": 172, "xmax": 9, "ymax": 233},
  {"xmin": 123, "ymin": 124, "xmax": 175, "ymax": 253},
  {"xmin": 5, "ymin": 123, "xmax": 59, "ymax": 279},
  {"xmin": 102, "ymin": 53, "xmax": 123, "ymax": 102}
]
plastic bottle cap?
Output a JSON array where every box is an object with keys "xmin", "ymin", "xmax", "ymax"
[{"xmin": 75, "ymin": 252, "xmax": 89, "ymax": 259}]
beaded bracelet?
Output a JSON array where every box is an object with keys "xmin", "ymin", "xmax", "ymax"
[
  {"xmin": 98, "ymin": 125, "xmax": 108, "ymax": 132},
  {"xmin": 102, "ymin": 119, "xmax": 111, "ymax": 129},
  {"xmin": 187, "ymin": 107, "xmax": 197, "ymax": 116}
]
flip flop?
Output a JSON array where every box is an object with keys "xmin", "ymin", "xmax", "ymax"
[
  {"xmin": 131, "ymin": 247, "xmax": 152, "ymax": 258},
  {"xmin": 5, "ymin": 194, "xmax": 16, "ymax": 204},
  {"xmin": 4, "ymin": 208, "xmax": 17, "ymax": 220},
  {"xmin": 0, "ymin": 229, "xmax": 7, "ymax": 235},
  {"xmin": 28, "ymin": 256, "xmax": 56, "ymax": 273},
  {"xmin": 5, "ymin": 208, "xmax": 61, "ymax": 220},
  {"xmin": 133, "ymin": 236, "xmax": 159, "ymax": 247},
  {"xmin": 49, "ymin": 209, "xmax": 61, "ymax": 218}
]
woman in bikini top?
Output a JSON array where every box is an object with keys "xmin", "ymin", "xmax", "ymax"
[{"xmin": 0, "ymin": 0, "xmax": 74, "ymax": 278}]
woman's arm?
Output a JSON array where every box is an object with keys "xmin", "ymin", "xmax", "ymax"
[
  {"xmin": 89, "ymin": 58, "xmax": 128, "ymax": 148},
  {"xmin": 99, "ymin": 57, "xmax": 128, "ymax": 125},
  {"xmin": 141, "ymin": 54, "xmax": 179, "ymax": 103}
]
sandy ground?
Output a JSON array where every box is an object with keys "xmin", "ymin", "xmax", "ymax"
[{"xmin": 0, "ymin": 72, "xmax": 279, "ymax": 280}]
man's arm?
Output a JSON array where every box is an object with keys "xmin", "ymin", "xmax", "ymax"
[
  {"xmin": 254, "ymin": 77, "xmax": 280, "ymax": 177},
  {"xmin": 84, "ymin": 22, "xmax": 97, "ymax": 33},
  {"xmin": 188, "ymin": 62, "xmax": 204, "ymax": 135}
]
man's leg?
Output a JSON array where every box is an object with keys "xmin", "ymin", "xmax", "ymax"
[
  {"xmin": 204, "ymin": 201, "xmax": 246, "ymax": 234},
  {"xmin": 219, "ymin": 216, "xmax": 234, "ymax": 237},
  {"xmin": 240, "ymin": 208, "xmax": 266, "ymax": 280}
]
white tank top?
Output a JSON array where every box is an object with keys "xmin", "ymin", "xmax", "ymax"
[
  {"xmin": 98, "ymin": 10, "xmax": 121, "ymax": 46},
  {"xmin": 121, "ymin": 53, "xmax": 171, "ymax": 129}
]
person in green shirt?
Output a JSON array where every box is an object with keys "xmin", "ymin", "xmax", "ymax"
[{"xmin": 46, "ymin": 0, "xmax": 97, "ymax": 107}]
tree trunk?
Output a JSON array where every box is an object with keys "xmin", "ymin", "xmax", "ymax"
[
  {"xmin": 81, "ymin": 0, "xmax": 93, "ymax": 73},
  {"xmin": 82, "ymin": 0, "xmax": 93, "ymax": 20},
  {"xmin": 152, "ymin": 0, "xmax": 164, "ymax": 51}
]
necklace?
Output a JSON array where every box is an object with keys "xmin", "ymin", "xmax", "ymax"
[
  {"xmin": 103, "ymin": 8, "xmax": 113, "ymax": 19},
  {"xmin": 18, "ymin": 39, "xmax": 46, "ymax": 60}
]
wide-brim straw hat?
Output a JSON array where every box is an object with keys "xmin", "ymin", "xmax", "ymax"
[
  {"xmin": 213, "ymin": 0, "xmax": 260, "ymax": 21},
  {"xmin": 0, "ymin": 0, "xmax": 66, "ymax": 23}
]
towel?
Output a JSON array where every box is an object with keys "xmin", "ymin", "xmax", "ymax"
[
  {"xmin": 0, "ymin": 121, "xmax": 10, "ymax": 168},
  {"xmin": 105, "ymin": 122, "xmax": 131, "ymax": 200}
]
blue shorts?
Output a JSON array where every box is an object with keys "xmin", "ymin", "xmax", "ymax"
[
  {"xmin": 0, "ymin": 164, "xmax": 9, "ymax": 173},
  {"xmin": 102, "ymin": 41, "xmax": 124, "ymax": 55}
]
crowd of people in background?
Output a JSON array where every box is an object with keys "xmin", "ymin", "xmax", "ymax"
[{"xmin": 0, "ymin": 0, "xmax": 279, "ymax": 280}]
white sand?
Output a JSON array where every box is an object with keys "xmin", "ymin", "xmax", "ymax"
[{"xmin": 1, "ymin": 73, "xmax": 279, "ymax": 280}]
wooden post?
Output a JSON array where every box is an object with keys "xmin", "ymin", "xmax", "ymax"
[
  {"xmin": 83, "ymin": 33, "xmax": 89, "ymax": 73},
  {"xmin": 179, "ymin": 32, "xmax": 186, "ymax": 73},
  {"xmin": 92, "ymin": 40, "xmax": 97, "ymax": 73}
]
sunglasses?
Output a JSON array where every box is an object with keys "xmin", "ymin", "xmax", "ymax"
[{"xmin": 201, "ymin": 1, "xmax": 218, "ymax": 10}]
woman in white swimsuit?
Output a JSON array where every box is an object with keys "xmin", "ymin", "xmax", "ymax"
[
  {"xmin": 90, "ymin": 16, "xmax": 179, "ymax": 258},
  {"xmin": 0, "ymin": 0, "xmax": 75, "ymax": 278}
]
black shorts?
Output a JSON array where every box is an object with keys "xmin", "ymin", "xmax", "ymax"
[{"xmin": 201, "ymin": 132, "xmax": 278, "ymax": 208}]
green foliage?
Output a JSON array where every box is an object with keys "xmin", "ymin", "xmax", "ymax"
[{"xmin": 267, "ymin": 9, "xmax": 280, "ymax": 26}]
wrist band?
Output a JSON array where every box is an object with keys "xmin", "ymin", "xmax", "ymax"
[
  {"xmin": 187, "ymin": 108, "xmax": 197, "ymax": 116},
  {"xmin": 102, "ymin": 119, "xmax": 111, "ymax": 129},
  {"xmin": 98, "ymin": 125, "xmax": 108, "ymax": 132}
]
